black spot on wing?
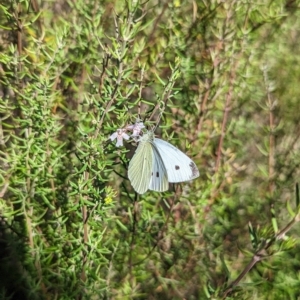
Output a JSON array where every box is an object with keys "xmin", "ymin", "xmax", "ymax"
[
  {"xmin": 151, "ymin": 171, "xmax": 161, "ymax": 178},
  {"xmin": 175, "ymin": 165, "xmax": 180, "ymax": 170},
  {"xmin": 190, "ymin": 162, "xmax": 199, "ymax": 178}
]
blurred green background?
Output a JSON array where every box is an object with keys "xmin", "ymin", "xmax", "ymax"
[{"xmin": 1, "ymin": 0, "xmax": 300, "ymax": 299}]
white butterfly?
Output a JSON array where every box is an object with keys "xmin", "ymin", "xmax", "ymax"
[{"xmin": 128, "ymin": 131, "xmax": 199, "ymax": 194}]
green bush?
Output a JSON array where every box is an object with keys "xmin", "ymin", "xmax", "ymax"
[{"xmin": 1, "ymin": 0, "xmax": 300, "ymax": 299}]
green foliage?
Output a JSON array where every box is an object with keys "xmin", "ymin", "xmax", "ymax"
[{"xmin": 1, "ymin": 0, "xmax": 300, "ymax": 299}]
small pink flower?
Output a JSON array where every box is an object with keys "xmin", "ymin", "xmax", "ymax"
[
  {"xmin": 109, "ymin": 129, "xmax": 129, "ymax": 147},
  {"xmin": 127, "ymin": 121, "xmax": 145, "ymax": 137}
]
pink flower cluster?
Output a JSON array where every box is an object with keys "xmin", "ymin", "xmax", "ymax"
[{"xmin": 109, "ymin": 121, "xmax": 145, "ymax": 147}]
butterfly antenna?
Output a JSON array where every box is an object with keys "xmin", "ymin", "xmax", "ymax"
[
  {"xmin": 137, "ymin": 100, "xmax": 141, "ymax": 119},
  {"xmin": 153, "ymin": 111, "xmax": 163, "ymax": 132}
]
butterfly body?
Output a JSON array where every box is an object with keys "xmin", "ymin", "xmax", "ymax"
[{"xmin": 128, "ymin": 131, "xmax": 199, "ymax": 194}]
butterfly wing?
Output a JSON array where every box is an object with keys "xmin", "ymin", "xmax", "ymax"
[
  {"xmin": 149, "ymin": 145, "xmax": 169, "ymax": 192},
  {"xmin": 153, "ymin": 138, "xmax": 199, "ymax": 183},
  {"xmin": 128, "ymin": 140, "xmax": 153, "ymax": 194}
]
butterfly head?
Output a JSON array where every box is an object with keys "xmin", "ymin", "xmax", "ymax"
[{"xmin": 139, "ymin": 130, "xmax": 155, "ymax": 143}]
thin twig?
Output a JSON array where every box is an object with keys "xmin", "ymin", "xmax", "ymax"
[
  {"xmin": 265, "ymin": 73, "xmax": 276, "ymax": 196},
  {"xmin": 196, "ymin": 78, "xmax": 213, "ymax": 135},
  {"xmin": 222, "ymin": 211, "xmax": 300, "ymax": 298}
]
